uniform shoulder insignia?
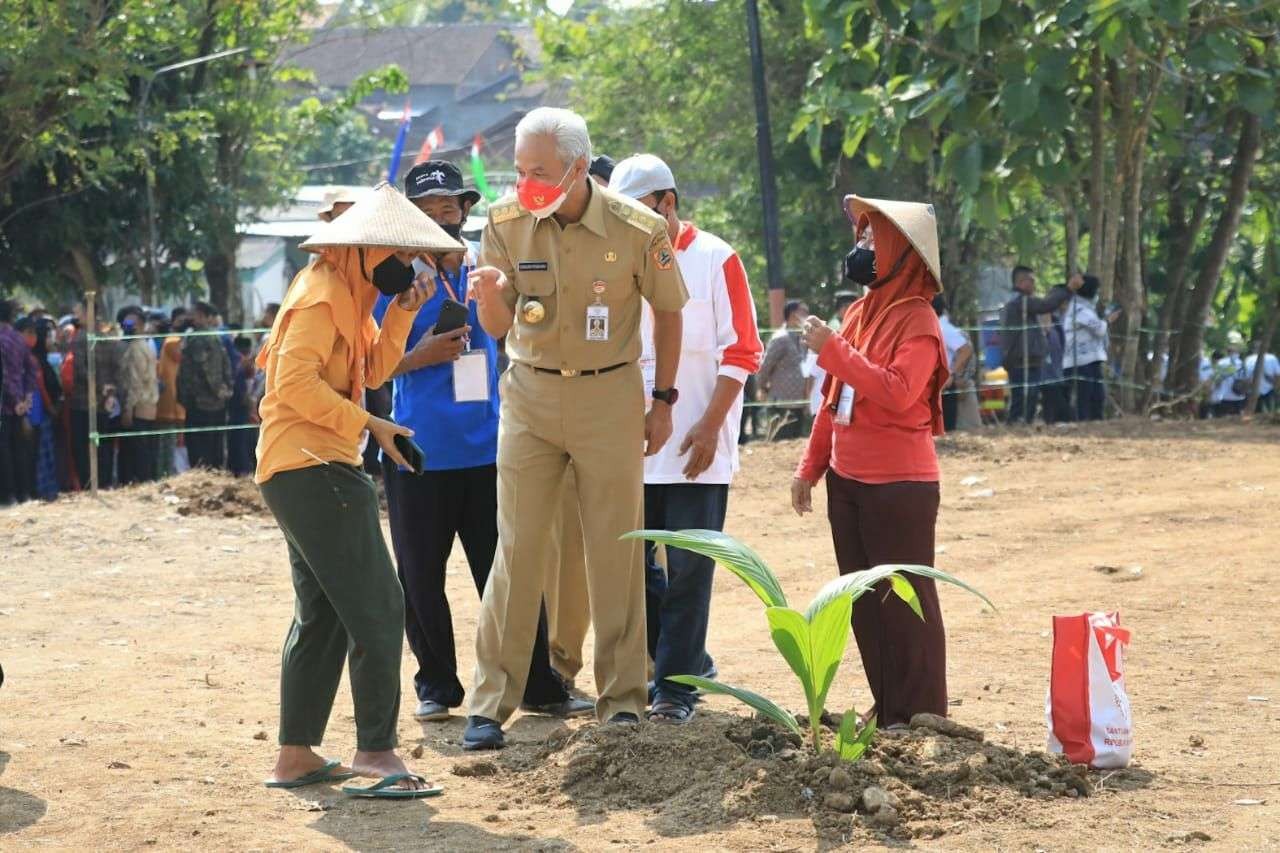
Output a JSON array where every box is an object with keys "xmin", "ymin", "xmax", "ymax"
[
  {"xmin": 607, "ymin": 198, "xmax": 664, "ymax": 236},
  {"xmin": 488, "ymin": 197, "xmax": 528, "ymax": 226}
]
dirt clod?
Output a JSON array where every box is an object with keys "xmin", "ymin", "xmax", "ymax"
[
  {"xmin": 910, "ymin": 712, "xmax": 984, "ymax": 742},
  {"xmin": 252, "ymin": 730, "xmax": 268, "ymax": 741},
  {"xmin": 453, "ymin": 760, "xmax": 499, "ymax": 778},
  {"xmin": 823, "ymin": 792, "xmax": 856, "ymax": 813},
  {"xmin": 861, "ymin": 785, "xmax": 900, "ymax": 813},
  {"xmin": 827, "ymin": 766, "xmax": 854, "ymax": 791}
]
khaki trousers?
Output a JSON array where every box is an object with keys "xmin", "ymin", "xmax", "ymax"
[
  {"xmin": 545, "ymin": 465, "xmax": 590, "ymax": 682},
  {"xmin": 471, "ymin": 363, "xmax": 648, "ymax": 722}
]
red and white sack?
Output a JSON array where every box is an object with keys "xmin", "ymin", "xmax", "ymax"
[{"xmin": 1045, "ymin": 611, "xmax": 1133, "ymax": 768}]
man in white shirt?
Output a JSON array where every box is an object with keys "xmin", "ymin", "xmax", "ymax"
[
  {"xmin": 1211, "ymin": 331, "xmax": 1247, "ymax": 416},
  {"xmin": 610, "ymin": 154, "xmax": 763, "ymax": 724}
]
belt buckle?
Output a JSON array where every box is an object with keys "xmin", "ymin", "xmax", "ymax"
[{"xmin": 559, "ymin": 368, "xmax": 581, "ymax": 377}]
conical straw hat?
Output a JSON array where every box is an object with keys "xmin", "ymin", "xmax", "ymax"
[
  {"xmin": 844, "ymin": 195, "xmax": 943, "ymax": 289},
  {"xmin": 301, "ymin": 182, "xmax": 465, "ymax": 254}
]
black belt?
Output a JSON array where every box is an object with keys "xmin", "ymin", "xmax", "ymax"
[{"xmin": 524, "ymin": 362, "xmax": 629, "ymax": 378}]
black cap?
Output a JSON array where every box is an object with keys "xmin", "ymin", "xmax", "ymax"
[
  {"xmin": 589, "ymin": 154, "xmax": 616, "ymax": 182},
  {"xmin": 404, "ymin": 160, "xmax": 481, "ymax": 205}
]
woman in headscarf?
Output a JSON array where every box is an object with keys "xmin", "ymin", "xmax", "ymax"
[
  {"xmin": 255, "ymin": 183, "xmax": 462, "ymax": 798},
  {"xmin": 792, "ymin": 195, "xmax": 950, "ymax": 730}
]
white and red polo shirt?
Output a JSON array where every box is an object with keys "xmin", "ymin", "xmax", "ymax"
[{"xmin": 640, "ymin": 222, "xmax": 763, "ymax": 485}]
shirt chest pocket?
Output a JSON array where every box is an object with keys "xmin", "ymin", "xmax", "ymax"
[{"xmin": 681, "ymin": 298, "xmax": 717, "ymax": 354}]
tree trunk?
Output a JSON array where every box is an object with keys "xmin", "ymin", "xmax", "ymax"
[
  {"xmin": 1170, "ymin": 109, "xmax": 1262, "ymax": 395},
  {"xmin": 68, "ymin": 245, "xmax": 101, "ymax": 296},
  {"xmin": 204, "ymin": 250, "xmax": 232, "ymax": 315},
  {"xmin": 1062, "ymin": 187, "xmax": 1080, "ymax": 280},
  {"xmin": 1159, "ymin": 171, "xmax": 1210, "ymax": 390},
  {"xmin": 1086, "ymin": 48, "xmax": 1107, "ymax": 276}
]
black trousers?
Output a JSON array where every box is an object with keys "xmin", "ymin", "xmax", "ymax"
[
  {"xmin": 382, "ymin": 460, "xmax": 568, "ymax": 708},
  {"xmin": 68, "ymin": 410, "xmax": 119, "ymax": 489},
  {"xmin": 0, "ymin": 414, "xmax": 35, "ymax": 505},
  {"xmin": 185, "ymin": 407, "xmax": 227, "ymax": 470},
  {"xmin": 118, "ymin": 419, "xmax": 157, "ymax": 485},
  {"xmin": 1065, "ymin": 362, "xmax": 1105, "ymax": 421},
  {"xmin": 825, "ymin": 474, "xmax": 946, "ymax": 727},
  {"xmin": 941, "ymin": 390, "xmax": 959, "ymax": 432}
]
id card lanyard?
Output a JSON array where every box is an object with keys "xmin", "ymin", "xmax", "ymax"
[{"xmin": 438, "ymin": 261, "xmax": 490, "ymax": 403}]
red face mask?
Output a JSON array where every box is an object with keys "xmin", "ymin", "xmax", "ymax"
[{"xmin": 516, "ymin": 167, "xmax": 573, "ymax": 219}]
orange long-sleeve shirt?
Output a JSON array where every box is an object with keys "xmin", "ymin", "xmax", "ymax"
[{"xmin": 254, "ymin": 301, "xmax": 414, "ymax": 484}]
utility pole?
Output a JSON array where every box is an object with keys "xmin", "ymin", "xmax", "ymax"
[{"xmin": 744, "ymin": 0, "xmax": 785, "ymax": 329}]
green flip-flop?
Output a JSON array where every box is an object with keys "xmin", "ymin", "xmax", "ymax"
[
  {"xmin": 264, "ymin": 759, "xmax": 357, "ymax": 789},
  {"xmin": 341, "ymin": 773, "xmax": 444, "ymax": 800}
]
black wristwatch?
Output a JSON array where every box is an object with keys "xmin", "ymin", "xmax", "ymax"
[{"xmin": 652, "ymin": 387, "xmax": 679, "ymax": 406}]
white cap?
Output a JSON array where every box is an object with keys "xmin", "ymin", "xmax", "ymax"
[{"xmin": 608, "ymin": 154, "xmax": 677, "ymax": 201}]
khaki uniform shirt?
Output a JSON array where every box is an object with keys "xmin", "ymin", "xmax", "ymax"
[{"xmin": 480, "ymin": 182, "xmax": 688, "ymax": 372}]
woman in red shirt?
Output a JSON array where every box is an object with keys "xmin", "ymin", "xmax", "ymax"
[{"xmin": 793, "ymin": 195, "xmax": 950, "ymax": 729}]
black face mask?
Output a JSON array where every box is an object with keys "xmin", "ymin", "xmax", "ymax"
[
  {"xmin": 440, "ymin": 222, "xmax": 464, "ymax": 240},
  {"xmin": 844, "ymin": 247, "xmax": 876, "ymax": 285},
  {"xmin": 370, "ymin": 253, "xmax": 414, "ymax": 296}
]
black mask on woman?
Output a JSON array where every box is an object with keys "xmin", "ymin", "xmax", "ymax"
[
  {"xmin": 440, "ymin": 222, "xmax": 464, "ymax": 240},
  {"xmin": 843, "ymin": 247, "xmax": 876, "ymax": 285},
  {"xmin": 370, "ymin": 254, "xmax": 414, "ymax": 296}
]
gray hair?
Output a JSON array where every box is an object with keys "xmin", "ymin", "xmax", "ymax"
[{"xmin": 515, "ymin": 107, "xmax": 592, "ymax": 167}]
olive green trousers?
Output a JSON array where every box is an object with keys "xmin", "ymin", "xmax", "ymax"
[{"xmin": 260, "ymin": 462, "xmax": 404, "ymax": 752}]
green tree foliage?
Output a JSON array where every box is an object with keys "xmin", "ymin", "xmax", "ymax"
[
  {"xmin": 536, "ymin": 0, "xmax": 888, "ymax": 322},
  {"xmin": 0, "ymin": 0, "xmax": 406, "ymax": 318}
]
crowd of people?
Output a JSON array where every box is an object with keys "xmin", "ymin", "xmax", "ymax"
[{"xmin": 0, "ymin": 296, "xmax": 280, "ymax": 506}]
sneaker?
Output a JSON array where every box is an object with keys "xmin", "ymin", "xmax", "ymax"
[
  {"xmin": 414, "ymin": 700, "xmax": 451, "ymax": 722},
  {"xmin": 607, "ymin": 712, "xmax": 641, "ymax": 726},
  {"xmin": 520, "ymin": 696, "xmax": 595, "ymax": 718},
  {"xmin": 462, "ymin": 716, "xmax": 505, "ymax": 751}
]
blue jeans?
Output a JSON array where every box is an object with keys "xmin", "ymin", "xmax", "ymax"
[{"xmin": 644, "ymin": 483, "xmax": 729, "ymax": 708}]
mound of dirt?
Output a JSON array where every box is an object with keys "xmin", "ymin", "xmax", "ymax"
[
  {"xmin": 143, "ymin": 471, "xmax": 267, "ymax": 518},
  {"xmin": 496, "ymin": 711, "xmax": 1141, "ymax": 843}
]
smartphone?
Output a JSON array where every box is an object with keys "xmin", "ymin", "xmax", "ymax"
[
  {"xmin": 393, "ymin": 433, "xmax": 426, "ymax": 475},
  {"xmin": 434, "ymin": 299, "xmax": 470, "ymax": 336}
]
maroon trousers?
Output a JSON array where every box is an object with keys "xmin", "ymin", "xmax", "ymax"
[{"xmin": 825, "ymin": 472, "xmax": 946, "ymax": 727}]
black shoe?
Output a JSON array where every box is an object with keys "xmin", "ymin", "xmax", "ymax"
[
  {"xmin": 462, "ymin": 716, "xmax": 505, "ymax": 751},
  {"xmin": 607, "ymin": 712, "xmax": 640, "ymax": 726}
]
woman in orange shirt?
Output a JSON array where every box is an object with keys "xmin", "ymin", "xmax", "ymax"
[
  {"xmin": 255, "ymin": 184, "xmax": 462, "ymax": 798},
  {"xmin": 793, "ymin": 196, "xmax": 950, "ymax": 730}
]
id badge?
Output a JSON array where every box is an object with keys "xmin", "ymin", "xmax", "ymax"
[
  {"xmin": 834, "ymin": 385, "xmax": 855, "ymax": 425},
  {"xmin": 453, "ymin": 350, "xmax": 490, "ymax": 403},
  {"xmin": 586, "ymin": 304, "xmax": 609, "ymax": 341}
]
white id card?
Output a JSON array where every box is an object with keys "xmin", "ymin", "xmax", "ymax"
[
  {"xmin": 586, "ymin": 304, "xmax": 609, "ymax": 341},
  {"xmin": 453, "ymin": 350, "xmax": 490, "ymax": 403},
  {"xmin": 834, "ymin": 385, "xmax": 855, "ymax": 425}
]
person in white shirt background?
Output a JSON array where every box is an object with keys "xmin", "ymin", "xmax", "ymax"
[
  {"xmin": 1210, "ymin": 331, "xmax": 1247, "ymax": 416},
  {"xmin": 1243, "ymin": 339, "xmax": 1280, "ymax": 412},
  {"xmin": 609, "ymin": 154, "xmax": 763, "ymax": 724},
  {"xmin": 1060, "ymin": 273, "xmax": 1114, "ymax": 421},
  {"xmin": 932, "ymin": 295, "xmax": 974, "ymax": 431}
]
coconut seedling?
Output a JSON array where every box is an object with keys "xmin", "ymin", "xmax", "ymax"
[{"xmin": 625, "ymin": 529, "xmax": 993, "ymax": 760}]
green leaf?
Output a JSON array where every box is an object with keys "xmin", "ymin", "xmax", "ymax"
[
  {"xmin": 804, "ymin": 564, "xmax": 996, "ymax": 622},
  {"xmin": 624, "ymin": 530, "xmax": 787, "ymax": 608},
  {"xmin": 1238, "ymin": 77, "xmax": 1275, "ymax": 117},
  {"xmin": 1003, "ymin": 79, "xmax": 1040, "ymax": 124},
  {"xmin": 836, "ymin": 711, "xmax": 877, "ymax": 761},
  {"xmin": 765, "ymin": 607, "xmax": 814, "ymax": 695},
  {"xmin": 889, "ymin": 574, "xmax": 925, "ymax": 620},
  {"xmin": 807, "ymin": 593, "xmax": 853, "ymax": 725},
  {"xmin": 669, "ymin": 675, "xmax": 802, "ymax": 735},
  {"xmin": 947, "ymin": 139, "xmax": 983, "ymax": 197}
]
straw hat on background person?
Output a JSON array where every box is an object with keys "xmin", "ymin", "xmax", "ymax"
[
  {"xmin": 844, "ymin": 195, "xmax": 942, "ymax": 288},
  {"xmin": 302, "ymin": 182, "xmax": 465, "ymax": 255},
  {"xmin": 317, "ymin": 186, "xmax": 370, "ymax": 222}
]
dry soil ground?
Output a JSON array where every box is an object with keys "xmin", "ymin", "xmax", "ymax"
[{"xmin": 1, "ymin": 420, "xmax": 1278, "ymax": 851}]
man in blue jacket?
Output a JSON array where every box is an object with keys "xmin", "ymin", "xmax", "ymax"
[{"xmin": 375, "ymin": 161, "xmax": 590, "ymax": 722}]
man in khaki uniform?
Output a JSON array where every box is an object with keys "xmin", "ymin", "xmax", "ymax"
[{"xmin": 464, "ymin": 108, "xmax": 687, "ymax": 749}]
